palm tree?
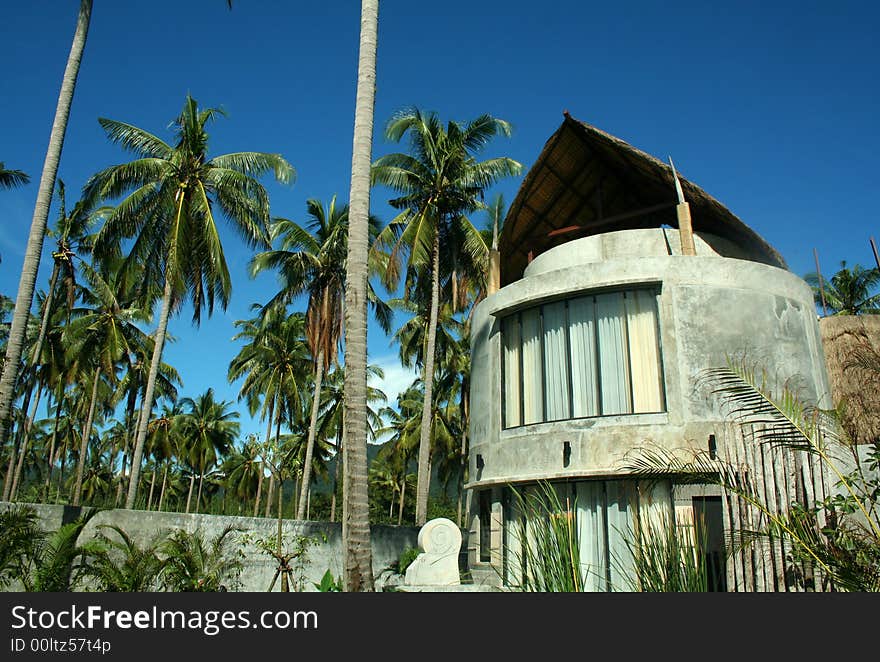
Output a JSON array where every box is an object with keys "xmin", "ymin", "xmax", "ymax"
[
  {"xmin": 342, "ymin": 0, "xmax": 380, "ymax": 592},
  {"xmin": 228, "ymin": 307, "xmax": 311, "ymax": 516},
  {"xmin": 112, "ymin": 347, "xmax": 180, "ymax": 506},
  {"xmin": 178, "ymin": 389, "xmax": 239, "ymax": 513},
  {"xmin": 84, "ymin": 95, "xmax": 293, "ymax": 509},
  {"xmin": 64, "ymin": 260, "xmax": 151, "ymax": 505},
  {"xmin": 222, "ymin": 434, "xmax": 264, "ymax": 515},
  {"xmin": 316, "ymin": 364, "xmax": 387, "ymax": 522},
  {"xmin": 0, "ymin": 163, "xmax": 29, "ymax": 189},
  {"xmin": 251, "ymin": 199, "xmax": 346, "ymax": 522},
  {"xmin": 0, "ymin": 0, "xmax": 93, "ymax": 450},
  {"xmin": 27, "ymin": 181, "xmax": 100, "ymax": 410},
  {"xmin": 250, "ymin": 198, "xmax": 390, "ymax": 521},
  {"xmin": 805, "ymin": 261, "xmax": 880, "ymax": 315},
  {"xmin": 372, "ymin": 107, "xmax": 521, "ymax": 524}
]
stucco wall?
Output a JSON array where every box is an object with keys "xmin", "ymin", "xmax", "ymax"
[
  {"xmin": 468, "ymin": 228, "xmax": 831, "ymax": 489},
  {"xmin": 0, "ymin": 502, "xmax": 420, "ymax": 592}
]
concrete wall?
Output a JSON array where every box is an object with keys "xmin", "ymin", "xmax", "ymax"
[
  {"xmin": 468, "ymin": 228, "xmax": 831, "ymax": 490},
  {"xmin": 0, "ymin": 502, "xmax": 420, "ymax": 592}
]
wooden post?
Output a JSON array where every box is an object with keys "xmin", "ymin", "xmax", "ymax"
[
  {"xmin": 669, "ymin": 157, "xmax": 696, "ymax": 256},
  {"xmin": 488, "ymin": 249, "xmax": 500, "ymax": 295},
  {"xmin": 813, "ymin": 248, "xmax": 828, "ymax": 317}
]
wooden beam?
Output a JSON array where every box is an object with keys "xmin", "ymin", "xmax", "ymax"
[{"xmin": 547, "ymin": 201, "xmax": 676, "ymax": 238}]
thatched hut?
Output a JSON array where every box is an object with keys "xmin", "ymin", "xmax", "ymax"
[{"xmin": 819, "ymin": 315, "xmax": 880, "ymax": 445}]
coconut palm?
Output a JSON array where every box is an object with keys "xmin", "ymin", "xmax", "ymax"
[
  {"xmin": 0, "ymin": 163, "xmax": 30, "ymax": 190},
  {"xmin": 228, "ymin": 308, "xmax": 311, "ymax": 512},
  {"xmin": 177, "ymin": 389, "xmax": 239, "ymax": 513},
  {"xmin": 63, "ymin": 259, "xmax": 151, "ymax": 505},
  {"xmin": 372, "ymin": 108, "xmax": 521, "ymax": 524},
  {"xmin": 144, "ymin": 402, "xmax": 182, "ymax": 510},
  {"xmin": 805, "ymin": 261, "xmax": 880, "ymax": 316},
  {"xmin": 26, "ymin": 181, "xmax": 101, "ymax": 411},
  {"xmin": 84, "ymin": 95, "xmax": 293, "ymax": 509},
  {"xmin": 222, "ymin": 435, "xmax": 264, "ymax": 514},
  {"xmin": 112, "ymin": 348, "xmax": 180, "ymax": 506},
  {"xmin": 316, "ymin": 364, "xmax": 387, "ymax": 521},
  {"xmin": 0, "ymin": 0, "xmax": 92, "ymax": 451},
  {"xmin": 250, "ymin": 197, "xmax": 390, "ymax": 521},
  {"xmin": 341, "ymin": 0, "xmax": 380, "ymax": 592}
]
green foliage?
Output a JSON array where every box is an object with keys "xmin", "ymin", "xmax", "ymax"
[
  {"xmin": 22, "ymin": 508, "xmax": 100, "ymax": 592},
  {"xmin": 397, "ymin": 547, "xmax": 421, "ymax": 575},
  {"xmin": 313, "ymin": 568, "xmax": 342, "ymax": 592},
  {"xmin": 82, "ymin": 524, "xmax": 164, "ymax": 592},
  {"xmin": 159, "ymin": 525, "xmax": 245, "ymax": 592},
  {"xmin": 620, "ymin": 512, "xmax": 709, "ymax": 592},
  {"xmin": 628, "ymin": 359, "xmax": 880, "ymax": 592},
  {"xmin": 0, "ymin": 505, "xmax": 43, "ymax": 589},
  {"xmin": 805, "ymin": 260, "xmax": 880, "ymax": 316},
  {"xmin": 507, "ymin": 483, "xmax": 583, "ymax": 592},
  {"xmin": 241, "ymin": 530, "xmax": 323, "ymax": 592}
]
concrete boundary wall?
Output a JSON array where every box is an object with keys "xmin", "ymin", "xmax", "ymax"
[{"xmin": 0, "ymin": 502, "xmax": 420, "ymax": 592}]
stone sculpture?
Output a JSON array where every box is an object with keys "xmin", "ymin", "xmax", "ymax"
[{"xmin": 404, "ymin": 517, "xmax": 461, "ymax": 586}]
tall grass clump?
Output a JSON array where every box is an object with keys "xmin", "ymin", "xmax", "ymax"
[{"xmin": 507, "ymin": 483, "xmax": 583, "ymax": 592}]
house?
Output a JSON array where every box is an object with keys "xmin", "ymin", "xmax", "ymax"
[{"xmin": 465, "ymin": 113, "xmax": 831, "ymax": 591}]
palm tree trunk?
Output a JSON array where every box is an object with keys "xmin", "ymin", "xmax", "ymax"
[
  {"xmin": 30, "ymin": 262, "xmax": 60, "ymax": 372},
  {"xmin": 255, "ymin": 397, "xmax": 274, "ymax": 517},
  {"xmin": 330, "ymin": 417, "xmax": 343, "ymax": 522},
  {"xmin": 43, "ymin": 384, "xmax": 64, "ymax": 501},
  {"xmin": 415, "ymin": 229, "xmax": 441, "ymax": 526},
  {"xmin": 398, "ymin": 477, "xmax": 406, "ymax": 526},
  {"xmin": 158, "ymin": 463, "xmax": 169, "ymax": 512},
  {"xmin": 72, "ymin": 365, "xmax": 100, "ymax": 506},
  {"xmin": 341, "ymin": 0, "xmax": 379, "ymax": 593},
  {"xmin": 0, "ymin": 0, "xmax": 92, "ymax": 448},
  {"xmin": 9, "ymin": 261, "xmax": 61, "ymax": 495},
  {"xmin": 196, "ymin": 472, "xmax": 204, "ymax": 514},
  {"xmin": 185, "ymin": 474, "xmax": 195, "ymax": 514},
  {"xmin": 57, "ymin": 452, "xmax": 67, "ymax": 502},
  {"xmin": 253, "ymin": 463, "xmax": 264, "ymax": 518},
  {"xmin": 297, "ymin": 348, "xmax": 325, "ymax": 520},
  {"xmin": 10, "ymin": 383, "xmax": 44, "ymax": 500},
  {"xmin": 115, "ymin": 399, "xmax": 138, "ymax": 506},
  {"xmin": 3, "ymin": 385, "xmax": 34, "ymax": 501},
  {"xmin": 264, "ymin": 473, "xmax": 275, "ymax": 518},
  {"xmin": 126, "ymin": 270, "xmax": 174, "ymax": 509},
  {"xmin": 147, "ymin": 468, "xmax": 157, "ymax": 510}
]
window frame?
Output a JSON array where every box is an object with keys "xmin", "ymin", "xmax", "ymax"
[{"xmin": 500, "ymin": 284, "xmax": 667, "ymax": 430}]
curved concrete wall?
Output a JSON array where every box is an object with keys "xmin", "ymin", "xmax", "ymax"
[{"xmin": 467, "ymin": 229, "xmax": 830, "ymax": 488}]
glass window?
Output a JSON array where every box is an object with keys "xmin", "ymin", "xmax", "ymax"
[{"xmin": 501, "ymin": 287, "xmax": 665, "ymax": 428}]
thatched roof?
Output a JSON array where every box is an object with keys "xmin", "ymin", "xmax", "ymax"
[
  {"xmin": 500, "ymin": 113, "xmax": 787, "ymax": 285},
  {"xmin": 819, "ymin": 315, "xmax": 880, "ymax": 445}
]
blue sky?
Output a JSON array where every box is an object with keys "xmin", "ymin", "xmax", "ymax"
[{"xmin": 1, "ymin": 1, "xmax": 878, "ymax": 440}]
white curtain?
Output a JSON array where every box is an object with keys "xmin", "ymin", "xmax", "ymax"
[
  {"xmin": 542, "ymin": 301, "xmax": 569, "ymax": 421},
  {"xmin": 521, "ymin": 308, "xmax": 544, "ymax": 424},
  {"xmin": 605, "ymin": 480, "xmax": 637, "ymax": 591},
  {"xmin": 568, "ymin": 296, "xmax": 598, "ymax": 418},
  {"xmin": 626, "ymin": 290, "xmax": 664, "ymax": 413},
  {"xmin": 502, "ymin": 316, "xmax": 521, "ymax": 427},
  {"xmin": 596, "ymin": 293, "xmax": 630, "ymax": 415},
  {"xmin": 576, "ymin": 481, "xmax": 608, "ymax": 591}
]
